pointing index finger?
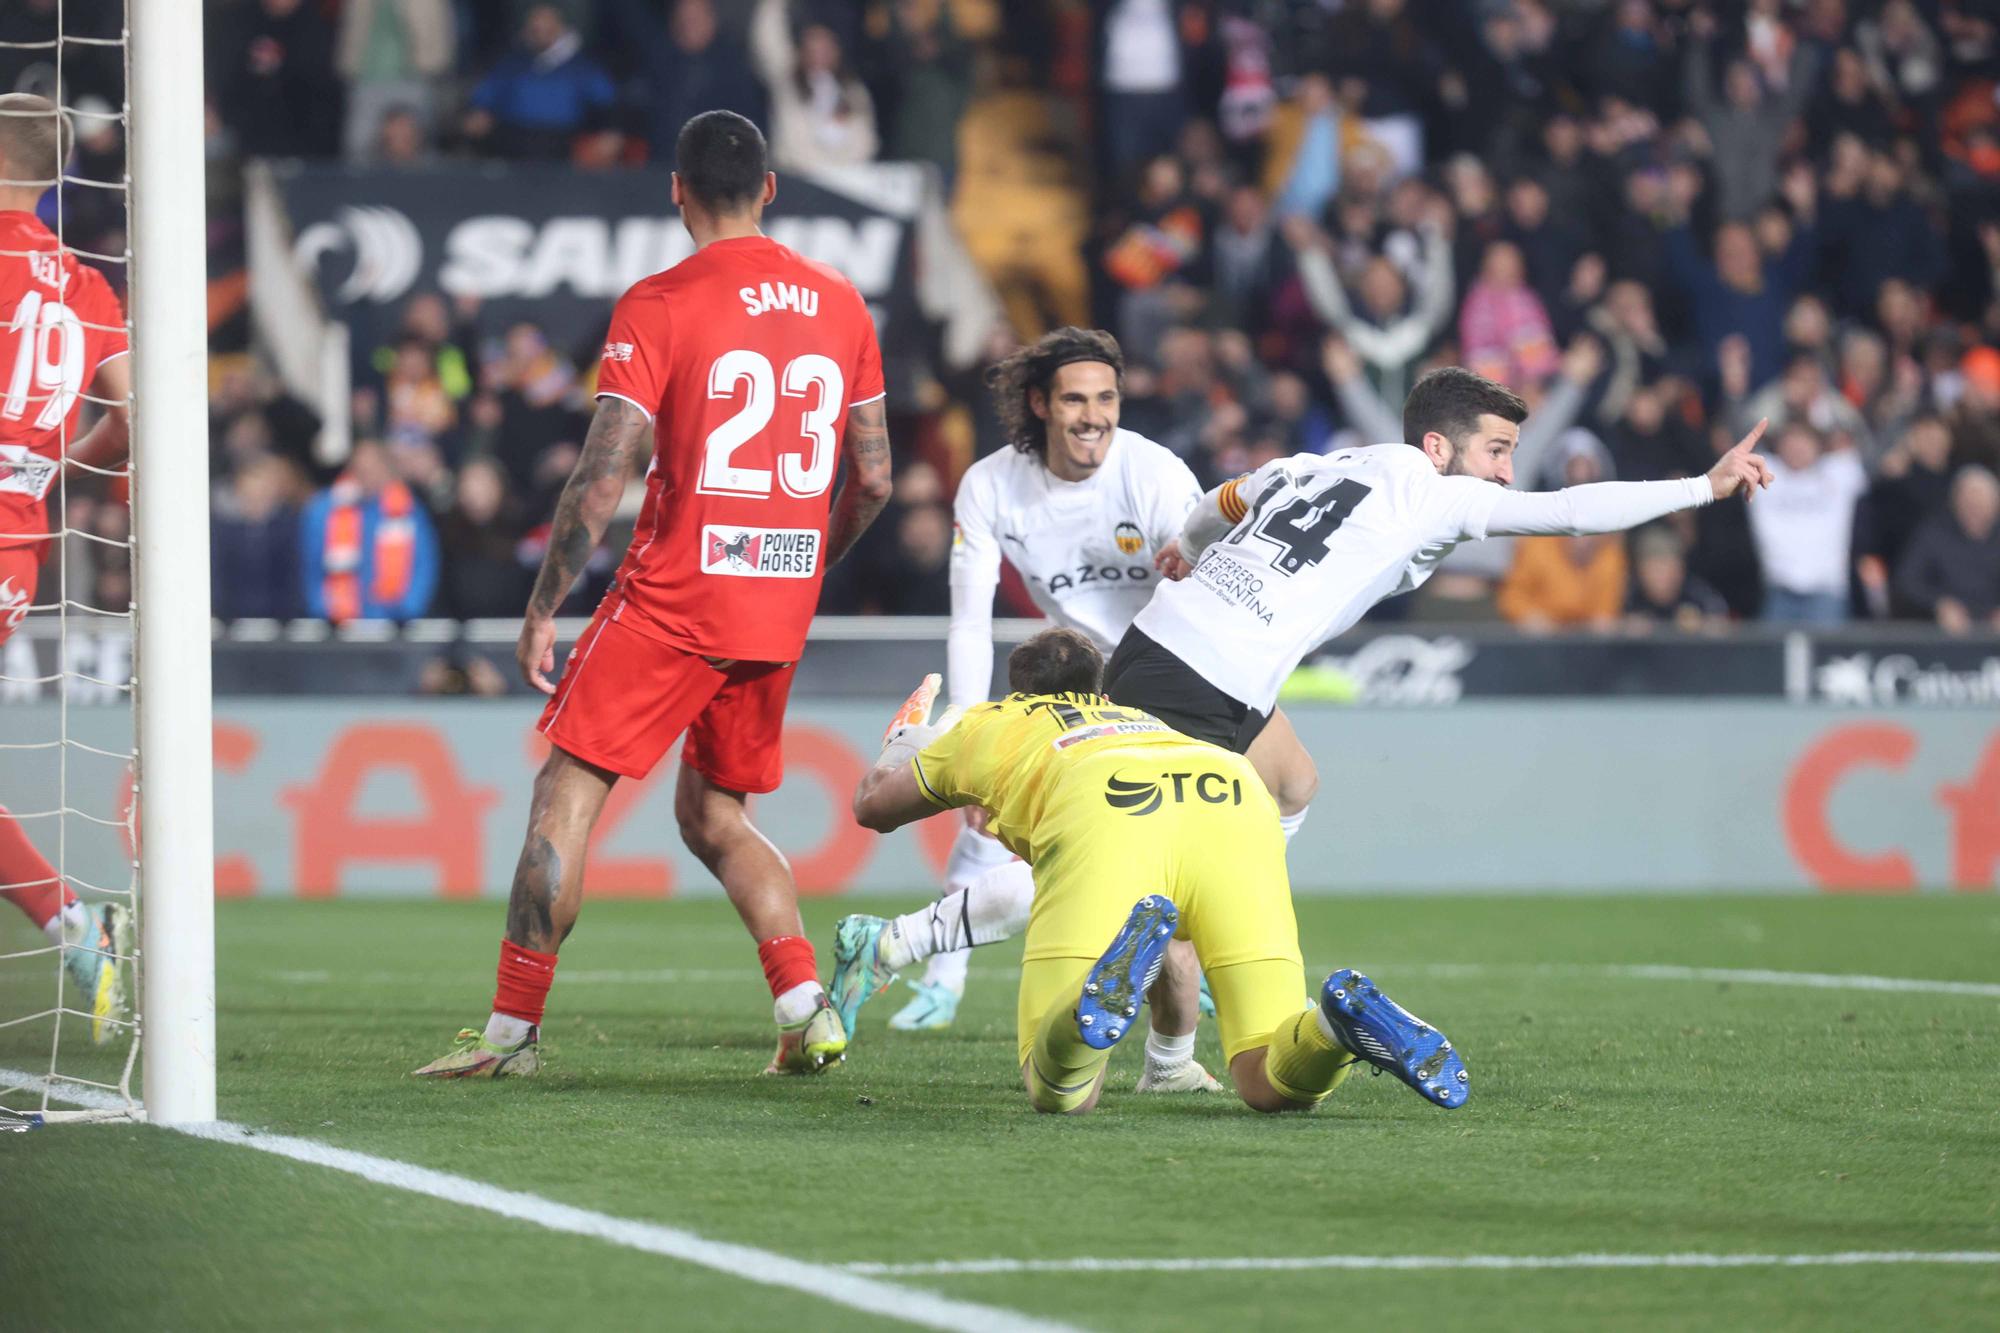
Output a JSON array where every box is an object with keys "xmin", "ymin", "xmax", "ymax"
[{"xmin": 1735, "ymin": 417, "xmax": 1769, "ymax": 454}]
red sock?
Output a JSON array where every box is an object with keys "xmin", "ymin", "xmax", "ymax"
[
  {"xmin": 756, "ymin": 935, "xmax": 818, "ymax": 998},
  {"xmin": 0, "ymin": 805, "xmax": 72, "ymax": 930},
  {"xmin": 491, "ymin": 939, "xmax": 558, "ymax": 1025}
]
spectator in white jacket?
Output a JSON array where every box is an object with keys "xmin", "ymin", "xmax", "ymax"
[
  {"xmin": 751, "ymin": 0, "xmax": 879, "ymax": 172},
  {"xmin": 1749, "ymin": 421, "xmax": 1868, "ymax": 623}
]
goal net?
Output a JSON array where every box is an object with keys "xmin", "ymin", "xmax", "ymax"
[{"xmin": 0, "ymin": 0, "xmax": 213, "ymax": 1128}]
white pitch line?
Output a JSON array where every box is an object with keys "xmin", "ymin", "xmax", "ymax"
[
  {"xmin": 846, "ymin": 1251, "xmax": 2000, "ymax": 1277},
  {"xmin": 260, "ymin": 962, "xmax": 2000, "ymax": 998},
  {"xmin": 1, "ymin": 1068, "xmax": 1078, "ymax": 1333},
  {"xmin": 1376, "ymin": 962, "xmax": 2000, "ymax": 1000}
]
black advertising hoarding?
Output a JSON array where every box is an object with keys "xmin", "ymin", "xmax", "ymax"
[{"xmin": 270, "ymin": 161, "xmax": 930, "ymax": 395}]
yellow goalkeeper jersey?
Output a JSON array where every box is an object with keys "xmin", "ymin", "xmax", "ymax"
[{"xmin": 911, "ymin": 692, "xmax": 1236, "ymax": 861}]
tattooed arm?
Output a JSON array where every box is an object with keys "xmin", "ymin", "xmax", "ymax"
[
  {"xmin": 823, "ymin": 397, "xmax": 894, "ymax": 567},
  {"xmin": 517, "ymin": 396, "xmax": 653, "ymax": 693}
]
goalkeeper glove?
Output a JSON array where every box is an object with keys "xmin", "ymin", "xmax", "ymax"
[{"xmin": 878, "ymin": 673, "xmax": 961, "ymax": 770}]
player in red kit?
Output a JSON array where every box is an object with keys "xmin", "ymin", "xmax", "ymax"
[
  {"xmin": 0, "ymin": 94, "xmax": 134, "ymax": 1044},
  {"xmin": 416, "ymin": 111, "xmax": 893, "ymax": 1079}
]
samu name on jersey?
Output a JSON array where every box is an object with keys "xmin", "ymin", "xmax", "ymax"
[
  {"xmin": 950, "ymin": 429, "xmax": 1199, "ymax": 654},
  {"xmin": 1133, "ymin": 443, "xmax": 1505, "ymax": 712}
]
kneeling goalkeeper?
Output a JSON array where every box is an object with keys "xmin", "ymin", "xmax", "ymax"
[{"xmin": 852, "ymin": 627, "xmax": 1469, "ymax": 1114}]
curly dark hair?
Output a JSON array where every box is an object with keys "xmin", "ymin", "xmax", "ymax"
[{"xmin": 985, "ymin": 327, "xmax": 1125, "ymax": 456}]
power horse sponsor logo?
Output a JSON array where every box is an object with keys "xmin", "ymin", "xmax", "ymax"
[
  {"xmin": 700, "ymin": 525, "xmax": 821, "ymax": 578},
  {"xmin": 1104, "ymin": 770, "xmax": 1246, "ymax": 816}
]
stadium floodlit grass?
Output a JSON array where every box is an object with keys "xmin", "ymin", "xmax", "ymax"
[{"xmin": 4, "ymin": 892, "xmax": 1998, "ymax": 1331}]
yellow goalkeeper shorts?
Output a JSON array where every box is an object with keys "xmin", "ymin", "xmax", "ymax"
[{"xmin": 1013, "ymin": 745, "xmax": 1309, "ymax": 1066}]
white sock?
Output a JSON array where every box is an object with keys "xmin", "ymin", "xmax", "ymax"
[
  {"xmin": 42, "ymin": 898, "xmax": 88, "ymax": 946},
  {"xmin": 921, "ymin": 947, "xmax": 970, "ymax": 993},
  {"xmin": 772, "ymin": 980, "xmax": 825, "ymax": 1027},
  {"xmin": 910, "ymin": 825, "xmax": 1018, "ymax": 989},
  {"xmin": 879, "ymin": 859, "xmax": 1035, "ymax": 972},
  {"xmin": 1280, "ymin": 806, "xmax": 1309, "ymax": 843},
  {"xmin": 1144, "ymin": 1027, "xmax": 1196, "ymax": 1072},
  {"xmin": 944, "ymin": 819, "xmax": 1016, "ymax": 884},
  {"xmin": 1314, "ymin": 1004, "xmax": 1346, "ymax": 1052},
  {"xmin": 484, "ymin": 1012, "xmax": 534, "ymax": 1046}
]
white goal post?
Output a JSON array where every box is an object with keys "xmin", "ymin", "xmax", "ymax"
[{"xmin": 129, "ymin": 0, "xmax": 214, "ymax": 1124}]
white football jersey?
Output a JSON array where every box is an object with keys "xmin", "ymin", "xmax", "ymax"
[
  {"xmin": 1133, "ymin": 443, "xmax": 1506, "ymax": 712},
  {"xmin": 951, "ymin": 429, "xmax": 1201, "ymax": 655}
]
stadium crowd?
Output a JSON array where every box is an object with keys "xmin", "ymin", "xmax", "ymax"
[{"xmin": 7, "ymin": 0, "xmax": 2000, "ymax": 635}]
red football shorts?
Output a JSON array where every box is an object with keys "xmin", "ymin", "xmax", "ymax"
[
  {"xmin": 537, "ymin": 612, "xmax": 797, "ymax": 790},
  {"xmin": 0, "ymin": 541, "xmax": 45, "ymax": 647}
]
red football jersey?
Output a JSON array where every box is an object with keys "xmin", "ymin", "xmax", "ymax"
[
  {"xmin": 593, "ymin": 235, "xmax": 884, "ymax": 660},
  {"xmin": 0, "ymin": 211, "xmax": 128, "ymax": 551}
]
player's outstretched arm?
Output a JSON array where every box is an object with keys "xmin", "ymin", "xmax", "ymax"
[
  {"xmin": 1482, "ymin": 419, "xmax": 1773, "ymax": 539},
  {"xmin": 825, "ymin": 397, "xmax": 894, "ymax": 567},
  {"xmin": 516, "ymin": 396, "xmax": 651, "ymax": 692}
]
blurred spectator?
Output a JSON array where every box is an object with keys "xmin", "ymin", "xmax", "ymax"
[
  {"xmin": 212, "ymin": 454, "xmax": 304, "ymax": 621},
  {"xmin": 1097, "ymin": 0, "xmax": 1190, "ymax": 180},
  {"xmin": 1818, "ymin": 150, "xmax": 1943, "ymax": 321},
  {"xmin": 1854, "ymin": 415, "xmax": 1955, "ymax": 616},
  {"xmin": 1624, "ymin": 524, "xmax": 1731, "ymax": 631},
  {"xmin": 1810, "ymin": 53, "xmax": 1895, "ymax": 152},
  {"xmin": 752, "ymin": 0, "xmax": 879, "ymax": 171},
  {"xmin": 1460, "ymin": 241, "xmax": 1558, "ymax": 393},
  {"xmin": 1319, "ymin": 0, "xmax": 1440, "ymax": 177},
  {"xmin": 375, "ymin": 105, "xmax": 438, "ymax": 166},
  {"xmin": 1949, "ymin": 346, "xmax": 2000, "ymax": 473},
  {"xmin": 1854, "ymin": 0, "xmax": 1943, "ymax": 116},
  {"xmin": 383, "ymin": 338, "xmax": 459, "ymax": 453},
  {"xmin": 462, "ymin": 5, "xmax": 616, "ymax": 161},
  {"xmin": 376, "ymin": 293, "xmax": 478, "ymax": 405},
  {"xmin": 1665, "ymin": 210, "xmax": 1815, "ymax": 396},
  {"xmin": 1502, "ymin": 176, "xmax": 1589, "ymax": 316},
  {"xmin": 876, "ymin": 502, "xmax": 953, "ymax": 615},
  {"xmin": 609, "ymin": 0, "xmax": 764, "ymax": 169},
  {"xmin": 1295, "ymin": 205, "xmax": 1453, "ymax": 407},
  {"xmin": 1588, "ymin": 0, "xmax": 1675, "ymax": 116},
  {"xmin": 437, "ymin": 458, "xmax": 532, "ymax": 619},
  {"xmin": 1682, "ymin": 13, "xmax": 1818, "ymax": 220},
  {"xmin": 336, "ymin": 0, "xmax": 454, "ymax": 163},
  {"xmin": 214, "ymin": 0, "xmax": 343, "ymax": 158},
  {"xmin": 1208, "ymin": 185, "xmax": 1288, "ymax": 335},
  {"xmin": 1587, "ymin": 282, "xmax": 1670, "ymax": 424},
  {"xmin": 1496, "ymin": 435, "xmax": 1628, "ymax": 632},
  {"xmin": 1747, "ymin": 422, "xmax": 1867, "ymax": 623},
  {"xmin": 1604, "ymin": 380, "xmax": 1708, "ymax": 483},
  {"xmin": 1102, "ymin": 156, "xmax": 1207, "ymax": 363},
  {"xmin": 58, "ymin": 97, "xmax": 125, "ymax": 264},
  {"xmin": 300, "ymin": 439, "xmax": 440, "ymax": 623},
  {"xmin": 1894, "ymin": 466, "xmax": 2000, "ymax": 632},
  {"xmin": 1269, "ymin": 74, "xmax": 1345, "ymax": 222},
  {"xmin": 877, "ymin": 0, "xmax": 976, "ymax": 181},
  {"xmin": 1732, "ymin": 350, "xmax": 1874, "ymax": 459}
]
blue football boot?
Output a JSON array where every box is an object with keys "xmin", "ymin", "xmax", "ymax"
[
  {"xmin": 1075, "ymin": 895, "xmax": 1178, "ymax": 1051},
  {"xmin": 1318, "ymin": 968, "xmax": 1469, "ymax": 1109}
]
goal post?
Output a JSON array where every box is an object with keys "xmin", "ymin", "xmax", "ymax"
[{"xmin": 129, "ymin": 0, "xmax": 215, "ymax": 1124}]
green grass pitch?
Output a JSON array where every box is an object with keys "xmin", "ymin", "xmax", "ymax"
[{"xmin": 3, "ymin": 893, "xmax": 1998, "ymax": 1331}]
